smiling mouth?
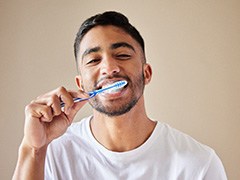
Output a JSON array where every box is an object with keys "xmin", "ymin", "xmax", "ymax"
[{"xmin": 101, "ymin": 81, "xmax": 128, "ymax": 94}]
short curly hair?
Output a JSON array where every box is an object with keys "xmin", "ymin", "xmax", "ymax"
[{"xmin": 74, "ymin": 11, "xmax": 145, "ymax": 64}]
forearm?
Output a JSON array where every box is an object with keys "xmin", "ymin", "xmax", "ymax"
[{"xmin": 12, "ymin": 142, "xmax": 48, "ymax": 180}]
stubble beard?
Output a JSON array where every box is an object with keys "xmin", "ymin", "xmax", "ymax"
[{"xmin": 89, "ymin": 72, "xmax": 145, "ymax": 117}]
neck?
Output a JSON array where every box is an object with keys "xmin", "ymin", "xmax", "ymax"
[{"xmin": 90, "ymin": 97, "xmax": 156, "ymax": 152}]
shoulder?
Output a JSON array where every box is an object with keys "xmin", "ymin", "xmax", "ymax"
[
  {"xmin": 146, "ymin": 121, "xmax": 227, "ymax": 179},
  {"xmin": 156, "ymin": 121, "xmax": 215, "ymax": 164},
  {"xmin": 158, "ymin": 122, "xmax": 213, "ymax": 152}
]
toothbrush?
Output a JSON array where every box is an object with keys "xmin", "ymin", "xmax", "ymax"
[{"xmin": 60, "ymin": 80, "xmax": 128, "ymax": 107}]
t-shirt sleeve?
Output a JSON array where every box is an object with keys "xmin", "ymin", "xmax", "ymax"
[{"xmin": 203, "ymin": 151, "xmax": 228, "ymax": 180}]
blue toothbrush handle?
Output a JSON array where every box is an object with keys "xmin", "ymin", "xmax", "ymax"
[{"xmin": 60, "ymin": 93, "xmax": 96, "ymax": 108}]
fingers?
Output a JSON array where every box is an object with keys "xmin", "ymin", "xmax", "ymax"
[
  {"xmin": 63, "ymin": 90, "xmax": 89, "ymax": 118},
  {"xmin": 31, "ymin": 87, "xmax": 88, "ymax": 119},
  {"xmin": 25, "ymin": 103, "xmax": 53, "ymax": 122},
  {"xmin": 66, "ymin": 97, "xmax": 88, "ymax": 120},
  {"xmin": 56, "ymin": 87, "xmax": 74, "ymax": 113},
  {"xmin": 49, "ymin": 95, "xmax": 62, "ymax": 116},
  {"xmin": 36, "ymin": 87, "xmax": 72, "ymax": 114},
  {"xmin": 23, "ymin": 86, "xmax": 89, "ymax": 149}
]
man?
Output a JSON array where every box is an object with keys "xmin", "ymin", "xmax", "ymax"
[{"xmin": 13, "ymin": 11, "xmax": 227, "ymax": 179}]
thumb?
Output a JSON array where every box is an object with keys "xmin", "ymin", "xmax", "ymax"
[{"xmin": 66, "ymin": 100, "xmax": 88, "ymax": 121}]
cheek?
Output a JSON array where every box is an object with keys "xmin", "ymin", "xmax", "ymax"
[
  {"xmin": 128, "ymin": 67, "xmax": 144, "ymax": 85},
  {"xmin": 80, "ymin": 69, "xmax": 99, "ymax": 91},
  {"xmin": 128, "ymin": 64, "xmax": 144, "ymax": 77}
]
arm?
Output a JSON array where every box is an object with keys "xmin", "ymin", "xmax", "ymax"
[
  {"xmin": 12, "ymin": 87, "xmax": 88, "ymax": 180},
  {"xmin": 12, "ymin": 143, "xmax": 47, "ymax": 180}
]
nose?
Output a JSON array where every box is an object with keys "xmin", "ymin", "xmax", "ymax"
[{"xmin": 100, "ymin": 56, "xmax": 120, "ymax": 76}]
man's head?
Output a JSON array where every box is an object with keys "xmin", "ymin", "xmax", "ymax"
[
  {"xmin": 74, "ymin": 11, "xmax": 145, "ymax": 66},
  {"xmin": 74, "ymin": 11, "xmax": 152, "ymax": 117}
]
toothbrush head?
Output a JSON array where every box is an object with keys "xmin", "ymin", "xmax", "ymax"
[
  {"xmin": 113, "ymin": 80, "xmax": 128, "ymax": 89},
  {"xmin": 90, "ymin": 80, "xmax": 128, "ymax": 95}
]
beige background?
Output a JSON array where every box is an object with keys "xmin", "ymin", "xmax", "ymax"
[{"xmin": 1, "ymin": 0, "xmax": 239, "ymax": 179}]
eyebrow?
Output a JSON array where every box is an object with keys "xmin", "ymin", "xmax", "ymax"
[
  {"xmin": 82, "ymin": 46, "xmax": 101, "ymax": 60},
  {"xmin": 110, "ymin": 42, "xmax": 135, "ymax": 52}
]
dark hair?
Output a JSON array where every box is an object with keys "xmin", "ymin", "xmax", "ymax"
[{"xmin": 74, "ymin": 11, "xmax": 145, "ymax": 63}]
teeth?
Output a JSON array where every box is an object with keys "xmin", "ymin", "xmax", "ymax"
[
  {"xmin": 101, "ymin": 83, "xmax": 125, "ymax": 94},
  {"xmin": 102, "ymin": 84, "xmax": 112, "ymax": 89},
  {"xmin": 105, "ymin": 87, "xmax": 124, "ymax": 93},
  {"xmin": 101, "ymin": 83, "xmax": 116, "ymax": 89}
]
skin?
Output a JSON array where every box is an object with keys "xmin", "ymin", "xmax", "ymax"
[{"xmin": 12, "ymin": 25, "xmax": 156, "ymax": 179}]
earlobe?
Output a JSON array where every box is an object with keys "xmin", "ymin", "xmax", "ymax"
[{"xmin": 143, "ymin": 63, "xmax": 152, "ymax": 85}]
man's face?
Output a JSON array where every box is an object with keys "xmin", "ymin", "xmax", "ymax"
[{"xmin": 76, "ymin": 25, "xmax": 151, "ymax": 116}]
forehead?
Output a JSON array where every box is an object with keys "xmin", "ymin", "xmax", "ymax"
[{"xmin": 78, "ymin": 25, "xmax": 141, "ymax": 56}]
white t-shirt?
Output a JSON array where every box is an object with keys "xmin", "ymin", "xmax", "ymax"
[{"xmin": 45, "ymin": 116, "xmax": 227, "ymax": 180}]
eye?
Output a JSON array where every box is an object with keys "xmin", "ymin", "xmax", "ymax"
[
  {"xmin": 116, "ymin": 54, "xmax": 131, "ymax": 60},
  {"xmin": 86, "ymin": 58, "xmax": 101, "ymax": 65}
]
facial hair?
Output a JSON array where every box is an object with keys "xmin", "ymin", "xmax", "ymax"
[{"xmin": 88, "ymin": 72, "xmax": 145, "ymax": 117}]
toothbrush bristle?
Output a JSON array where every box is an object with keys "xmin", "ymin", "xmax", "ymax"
[
  {"xmin": 92, "ymin": 80, "xmax": 128, "ymax": 95},
  {"xmin": 104, "ymin": 80, "xmax": 127, "ymax": 92},
  {"xmin": 116, "ymin": 80, "xmax": 127, "ymax": 88}
]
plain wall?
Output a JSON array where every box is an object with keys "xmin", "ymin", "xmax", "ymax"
[{"xmin": 1, "ymin": 0, "xmax": 239, "ymax": 179}]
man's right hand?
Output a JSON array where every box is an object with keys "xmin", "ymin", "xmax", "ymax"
[
  {"xmin": 22, "ymin": 86, "xmax": 88, "ymax": 150},
  {"xmin": 13, "ymin": 87, "xmax": 88, "ymax": 180}
]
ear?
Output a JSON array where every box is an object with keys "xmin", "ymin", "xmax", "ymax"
[
  {"xmin": 143, "ymin": 63, "xmax": 152, "ymax": 85},
  {"xmin": 75, "ymin": 75, "xmax": 84, "ymax": 90}
]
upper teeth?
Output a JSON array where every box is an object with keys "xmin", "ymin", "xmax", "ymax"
[
  {"xmin": 102, "ymin": 84, "xmax": 113, "ymax": 89},
  {"xmin": 105, "ymin": 87, "xmax": 124, "ymax": 93},
  {"xmin": 102, "ymin": 83, "xmax": 124, "ymax": 93}
]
